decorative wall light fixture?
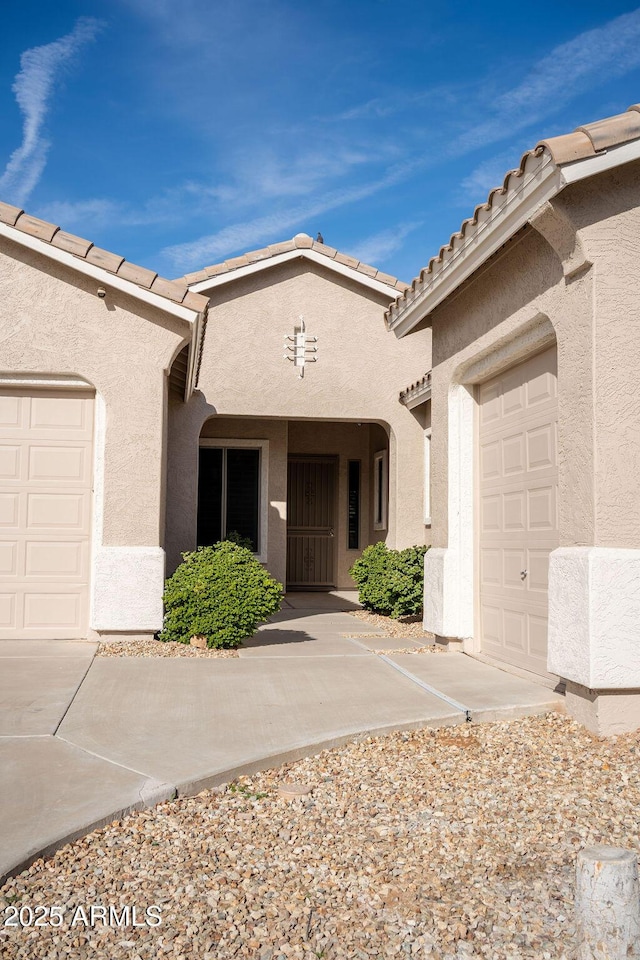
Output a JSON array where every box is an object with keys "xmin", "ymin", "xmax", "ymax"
[{"xmin": 283, "ymin": 316, "xmax": 318, "ymax": 379}]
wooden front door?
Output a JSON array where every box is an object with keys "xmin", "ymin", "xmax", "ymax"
[{"xmin": 287, "ymin": 457, "xmax": 336, "ymax": 589}]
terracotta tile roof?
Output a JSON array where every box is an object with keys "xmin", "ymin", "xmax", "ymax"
[
  {"xmin": 399, "ymin": 371, "xmax": 432, "ymax": 406},
  {"xmin": 183, "ymin": 233, "xmax": 409, "ymax": 293},
  {"xmin": 0, "ymin": 201, "xmax": 209, "ymax": 315},
  {"xmin": 386, "ymin": 102, "xmax": 640, "ymax": 327}
]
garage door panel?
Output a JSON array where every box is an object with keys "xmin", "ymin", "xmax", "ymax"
[
  {"xmin": 503, "ymin": 491, "xmax": 526, "ymax": 531},
  {"xmin": 0, "ymin": 391, "xmax": 93, "ymax": 639},
  {"xmin": 25, "ymin": 540, "xmax": 87, "ymax": 578},
  {"xmin": 0, "ymin": 493, "xmax": 20, "ymax": 526},
  {"xmin": 479, "ymin": 383, "xmax": 501, "ymax": 423},
  {"xmin": 503, "ymin": 609, "xmax": 527, "ymax": 652},
  {"xmin": 0, "ymin": 594, "xmax": 16, "ymax": 627},
  {"xmin": 479, "ymin": 347, "xmax": 558, "ymax": 677},
  {"xmin": 527, "ymin": 550, "xmax": 550, "ymax": 592},
  {"xmin": 28, "ymin": 445, "xmax": 88, "ymax": 483},
  {"xmin": 480, "ymin": 548, "xmax": 501, "ymax": 587},
  {"xmin": 480, "ymin": 495, "xmax": 501, "ymax": 533},
  {"xmin": 0, "ymin": 446, "xmax": 21, "ymax": 480},
  {"xmin": 30, "ymin": 395, "xmax": 91, "ymax": 432},
  {"xmin": 27, "ymin": 493, "xmax": 86, "ymax": 529},
  {"xmin": 0, "ymin": 541, "xmax": 18, "ymax": 575},
  {"xmin": 503, "ymin": 434, "xmax": 525, "ymax": 475},
  {"xmin": 529, "ymin": 615, "xmax": 549, "ymax": 658},
  {"xmin": 528, "ymin": 486, "xmax": 555, "ymax": 531},
  {"xmin": 503, "ymin": 550, "xmax": 526, "ymax": 587},
  {"xmin": 480, "ymin": 440, "xmax": 501, "ymax": 480},
  {"xmin": 0, "ymin": 395, "xmax": 22, "ymax": 428},
  {"xmin": 502, "ymin": 376, "xmax": 525, "ymax": 416},
  {"xmin": 527, "ymin": 424, "xmax": 555, "ymax": 470},
  {"xmin": 23, "ymin": 591, "xmax": 84, "ymax": 630}
]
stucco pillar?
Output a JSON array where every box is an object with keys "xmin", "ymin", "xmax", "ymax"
[{"xmin": 548, "ymin": 547, "xmax": 640, "ymax": 734}]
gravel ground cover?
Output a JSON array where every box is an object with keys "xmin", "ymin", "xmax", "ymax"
[
  {"xmin": 3, "ymin": 712, "xmax": 640, "ymax": 959},
  {"xmin": 97, "ymin": 637, "xmax": 238, "ymax": 658},
  {"xmin": 346, "ymin": 611, "xmax": 434, "ymax": 641}
]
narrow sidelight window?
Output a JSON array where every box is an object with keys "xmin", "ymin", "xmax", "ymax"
[
  {"xmin": 198, "ymin": 447, "xmax": 260, "ymax": 552},
  {"xmin": 373, "ymin": 450, "xmax": 388, "ymax": 531},
  {"xmin": 347, "ymin": 460, "xmax": 360, "ymax": 549}
]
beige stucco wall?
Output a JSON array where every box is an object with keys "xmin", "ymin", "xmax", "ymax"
[
  {"xmin": 165, "ymin": 259, "xmax": 432, "ymax": 585},
  {"xmin": 0, "ymin": 239, "xmax": 189, "ymax": 548},
  {"xmin": 427, "ymin": 157, "xmax": 640, "ymax": 557}
]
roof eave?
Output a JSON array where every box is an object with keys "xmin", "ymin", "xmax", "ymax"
[
  {"xmin": 388, "ymin": 136, "xmax": 640, "ymax": 338},
  {"xmin": 0, "ymin": 221, "xmax": 201, "ymax": 325},
  {"xmin": 188, "ymin": 247, "xmax": 401, "ymax": 298},
  {"xmin": 399, "ymin": 382, "xmax": 432, "ymax": 409}
]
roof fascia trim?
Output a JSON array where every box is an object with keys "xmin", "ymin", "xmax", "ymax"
[
  {"xmin": 389, "ymin": 154, "xmax": 563, "ymax": 338},
  {"xmin": 400, "ymin": 382, "xmax": 432, "ymax": 409},
  {"xmin": 188, "ymin": 248, "xmax": 399, "ymax": 297},
  {"xmin": 0, "ymin": 222, "xmax": 199, "ymax": 325},
  {"xmin": 389, "ymin": 136, "xmax": 640, "ymax": 339}
]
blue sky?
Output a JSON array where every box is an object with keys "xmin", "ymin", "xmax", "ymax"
[{"xmin": 1, "ymin": 1, "xmax": 640, "ymax": 283}]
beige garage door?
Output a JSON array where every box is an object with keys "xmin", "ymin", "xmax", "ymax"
[
  {"xmin": 0, "ymin": 389, "xmax": 94, "ymax": 639},
  {"xmin": 478, "ymin": 347, "xmax": 558, "ymax": 677}
]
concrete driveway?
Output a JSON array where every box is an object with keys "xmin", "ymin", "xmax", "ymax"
[{"xmin": 0, "ymin": 593, "xmax": 563, "ymax": 883}]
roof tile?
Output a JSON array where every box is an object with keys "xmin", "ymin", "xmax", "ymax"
[
  {"xmin": 182, "ymin": 268, "xmax": 213, "ymax": 284},
  {"xmin": 293, "ymin": 233, "xmax": 313, "ymax": 249},
  {"xmin": 51, "ymin": 231, "xmax": 93, "ymax": 258},
  {"xmin": 0, "ymin": 201, "xmax": 23, "ymax": 227},
  {"xmin": 267, "ymin": 240, "xmax": 296, "ymax": 256},
  {"xmin": 334, "ymin": 251, "xmax": 360, "ymax": 269},
  {"xmin": 312, "ymin": 241, "xmax": 337, "ymax": 258},
  {"xmin": 537, "ymin": 131, "xmax": 596, "ymax": 165},
  {"xmin": 356, "ymin": 263, "xmax": 378, "ymax": 279},
  {"xmin": 116, "ymin": 261, "xmax": 157, "ymax": 288},
  {"xmin": 224, "ymin": 255, "xmax": 250, "ymax": 270},
  {"xmin": 150, "ymin": 276, "xmax": 189, "ymax": 303},
  {"xmin": 0, "ymin": 198, "xmax": 207, "ymax": 317},
  {"xmin": 16, "ymin": 214, "xmax": 58, "ymax": 243},
  {"xmin": 182, "ymin": 291, "xmax": 209, "ymax": 312},
  {"xmin": 578, "ymin": 111, "xmax": 640, "ymax": 152},
  {"xmin": 86, "ymin": 246, "xmax": 125, "ymax": 273},
  {"xmin": 386, "ymin": 102, "xmax": 640, "ymax": 327}
]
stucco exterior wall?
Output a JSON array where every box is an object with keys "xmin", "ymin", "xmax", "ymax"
[
  {"xmin": 418, "ymin": 156, "xmax": 640, "ymax": 727},
  {"xmin": 0, "ymin": 238, "xmax": 189, "ymax": 633},
  {"xmin": 166, "ymin": 259, "xmax": 431, "ymax": 584},
  {"xmin": 561, "ymin": 162, "xmax": 640, "ymax": 546}
]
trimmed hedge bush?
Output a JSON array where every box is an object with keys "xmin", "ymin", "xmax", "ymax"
[
  {"xmin": 160, "ymin": 542, "xmax": 283, "ymax": 648},
  {"xmin": 349, "ymin": 541, "xmax": 428, "ymax": 619}
]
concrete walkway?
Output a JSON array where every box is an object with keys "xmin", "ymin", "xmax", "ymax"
[{"xmin": 0, "ymin": 593, "xmax": 563, "ymax": 883}]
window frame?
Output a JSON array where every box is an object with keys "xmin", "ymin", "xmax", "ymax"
[
  {"xmin": 424, "ymin": 428, "xmax": 432, "ymax": 527},
  {"xmin": 373, "ymin": 449, "xmax": 388, "ymax": 532},
  {"xmin": 198, "ymin": 438, "xmax": 269, "ymax": 561}
]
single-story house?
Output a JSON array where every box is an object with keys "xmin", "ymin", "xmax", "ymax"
[
  {"xmin": 0, "ymin": 211, "xmax": 431, "ymax": 642},
  {"xmin": 386, "ymin": 102, "xmax": 640, "ymax": 735}
]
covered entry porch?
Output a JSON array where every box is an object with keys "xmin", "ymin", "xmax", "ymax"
[{"xmin": 194, "ymin": 417, "xmax": 390, "ymax": 590}]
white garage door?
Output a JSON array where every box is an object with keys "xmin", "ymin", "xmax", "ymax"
[
  {"xmin": 478, "ymin": 347, "xmax": 558, "ymax": 677},
  {"xmin": 0, "ymin": 389, "xmax": 94, "ymax": 639}
]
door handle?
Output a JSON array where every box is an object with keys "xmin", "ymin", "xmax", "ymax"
[{"xmin": 520, "ymin": 570, "xmax": 527, "ymax": 580}]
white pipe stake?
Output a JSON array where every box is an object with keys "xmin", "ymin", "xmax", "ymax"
[{"xmin": 576, "ymin": 846, "xmax": 640, "ymax": 959}]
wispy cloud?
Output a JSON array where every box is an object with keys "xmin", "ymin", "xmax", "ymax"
[
  {"xmin": 350, "ymin": 221, "xmax": 424, "ymax": 266},
  {"xmin": 0, "ymin": 18, "xmax": 103, "ymax": 205},
  {"xmin": 161, "ymin": 160, "xmax": 420, "ymax": 271},
  {"xmin": 456, "ymin": 8, "xmax": 640, "ymax": 153},
  {"xmin": 455, "ymin": 150, "xmax": 524, "ymax": 204}
]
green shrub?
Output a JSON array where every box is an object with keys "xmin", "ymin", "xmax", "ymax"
[
  {"xmin": 160, "ymin": 541, "xmax": 283, "ymax": 648},
  {"xmin": 349, "ymin": 541, "xmax": 428, "ymax": 619}
]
